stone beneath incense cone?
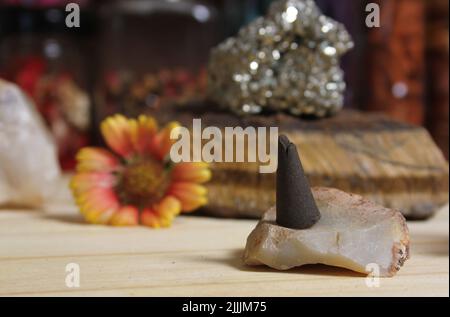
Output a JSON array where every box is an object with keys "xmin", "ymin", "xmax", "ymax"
[{"xmin": 244, "ymin": 187, "xmax": 410, "ymax": 277}]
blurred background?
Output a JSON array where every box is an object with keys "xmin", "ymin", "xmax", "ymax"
[{"xmin": 0, "ymin": 0, "xmax": 448, "ymax": 170}]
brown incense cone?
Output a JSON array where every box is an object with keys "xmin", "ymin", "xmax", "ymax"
[{"xmin": 276, "ymin": 135, "xmax": 321, "ymax": 229}]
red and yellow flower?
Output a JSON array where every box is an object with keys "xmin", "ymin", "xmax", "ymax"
[{"xmin": 70, "ymin": 114, "xmax": 211, "ymax": 228}]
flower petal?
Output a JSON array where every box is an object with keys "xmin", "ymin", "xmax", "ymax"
[
  {"xmin": 140, "ymin": 208, "xmax": 161, "ymax": 228},
  {"xmin": 70, "ymin": 172, "xmax": 116, "ymax": 194},
  {"xmin": 84, "ymin": 207, "xmax": 117, "ymax": 225},
  {"xmin": 152, "ymin": 121, "xmax": 180, "ymax": 160},
  {"xmin": 109, "ymin": 206, "xmax": 139, "ymax": 226},
  {"xmin": 75, "ymin": 147, "xmax": 119, "ymax": 173},
  {"xmin": 140, "ymin": 196, "xmax": 181, "ymax": 228},
  {"xmin": 101, "ymin": 114, "xmax": 135, "ymax": 158},
  {"xmin": 169, "ymin": 182, "xmax": 208, "ymax": 212},
  {"xmin": 154, "ymin": 196, "xmax": 181, "ymax": 227},
  {"xmin": 132, "ymin": 115, "xmax": 158, "ymax": 155},
  {"xmin": 172, "ymin": 162, "xmax": 211, "ymax": 183},
  {"xmin": 75, "ymin": 188, "xmax": 119, "ymax": 224},
  {"xmin": 76, "ymin": 187, "xmax": 117, "ymax": 209}
]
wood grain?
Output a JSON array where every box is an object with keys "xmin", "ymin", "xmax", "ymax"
[{"xmin": 0, "ymin": 194, "xmax": 448, "ymax": 296}]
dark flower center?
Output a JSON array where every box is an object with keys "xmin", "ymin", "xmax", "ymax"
[{"xmin": 117, "ymin": 159, "xmax": 170, "ymax": 208}]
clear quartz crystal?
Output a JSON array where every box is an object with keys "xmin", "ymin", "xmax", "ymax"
[{"xmin": 0, "ymin": 79, "xmax": 61, "ymax": 207}]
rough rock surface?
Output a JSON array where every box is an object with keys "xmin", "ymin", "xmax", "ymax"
[
  {"xmin": 208, "ymin": 0, "xmax": 353, "ymax": 117},
  {"xmin": 244, "ymin": 187, "xmax": 410, "ymax": 276},
  {"xmin": 0, "ymin": 79, "xmax": 61, "ymax": 207}
]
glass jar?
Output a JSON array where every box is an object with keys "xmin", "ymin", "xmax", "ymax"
[
  {"xmin": 94, "ymin": 0, "xmax": 219, "ymax": 123},
  {"xmin": 0, "ymin": 1, "xmax": 95, "ymax": 170}
]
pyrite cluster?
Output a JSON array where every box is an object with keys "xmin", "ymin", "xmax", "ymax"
[{"xmin": 208, "ymin": 0, "xmax": 353, "ymax": 117}]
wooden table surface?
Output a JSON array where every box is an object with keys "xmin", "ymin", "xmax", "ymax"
[{"xmin": 0, "ymin": 188, "xmax": 448, "ymax": 296}]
